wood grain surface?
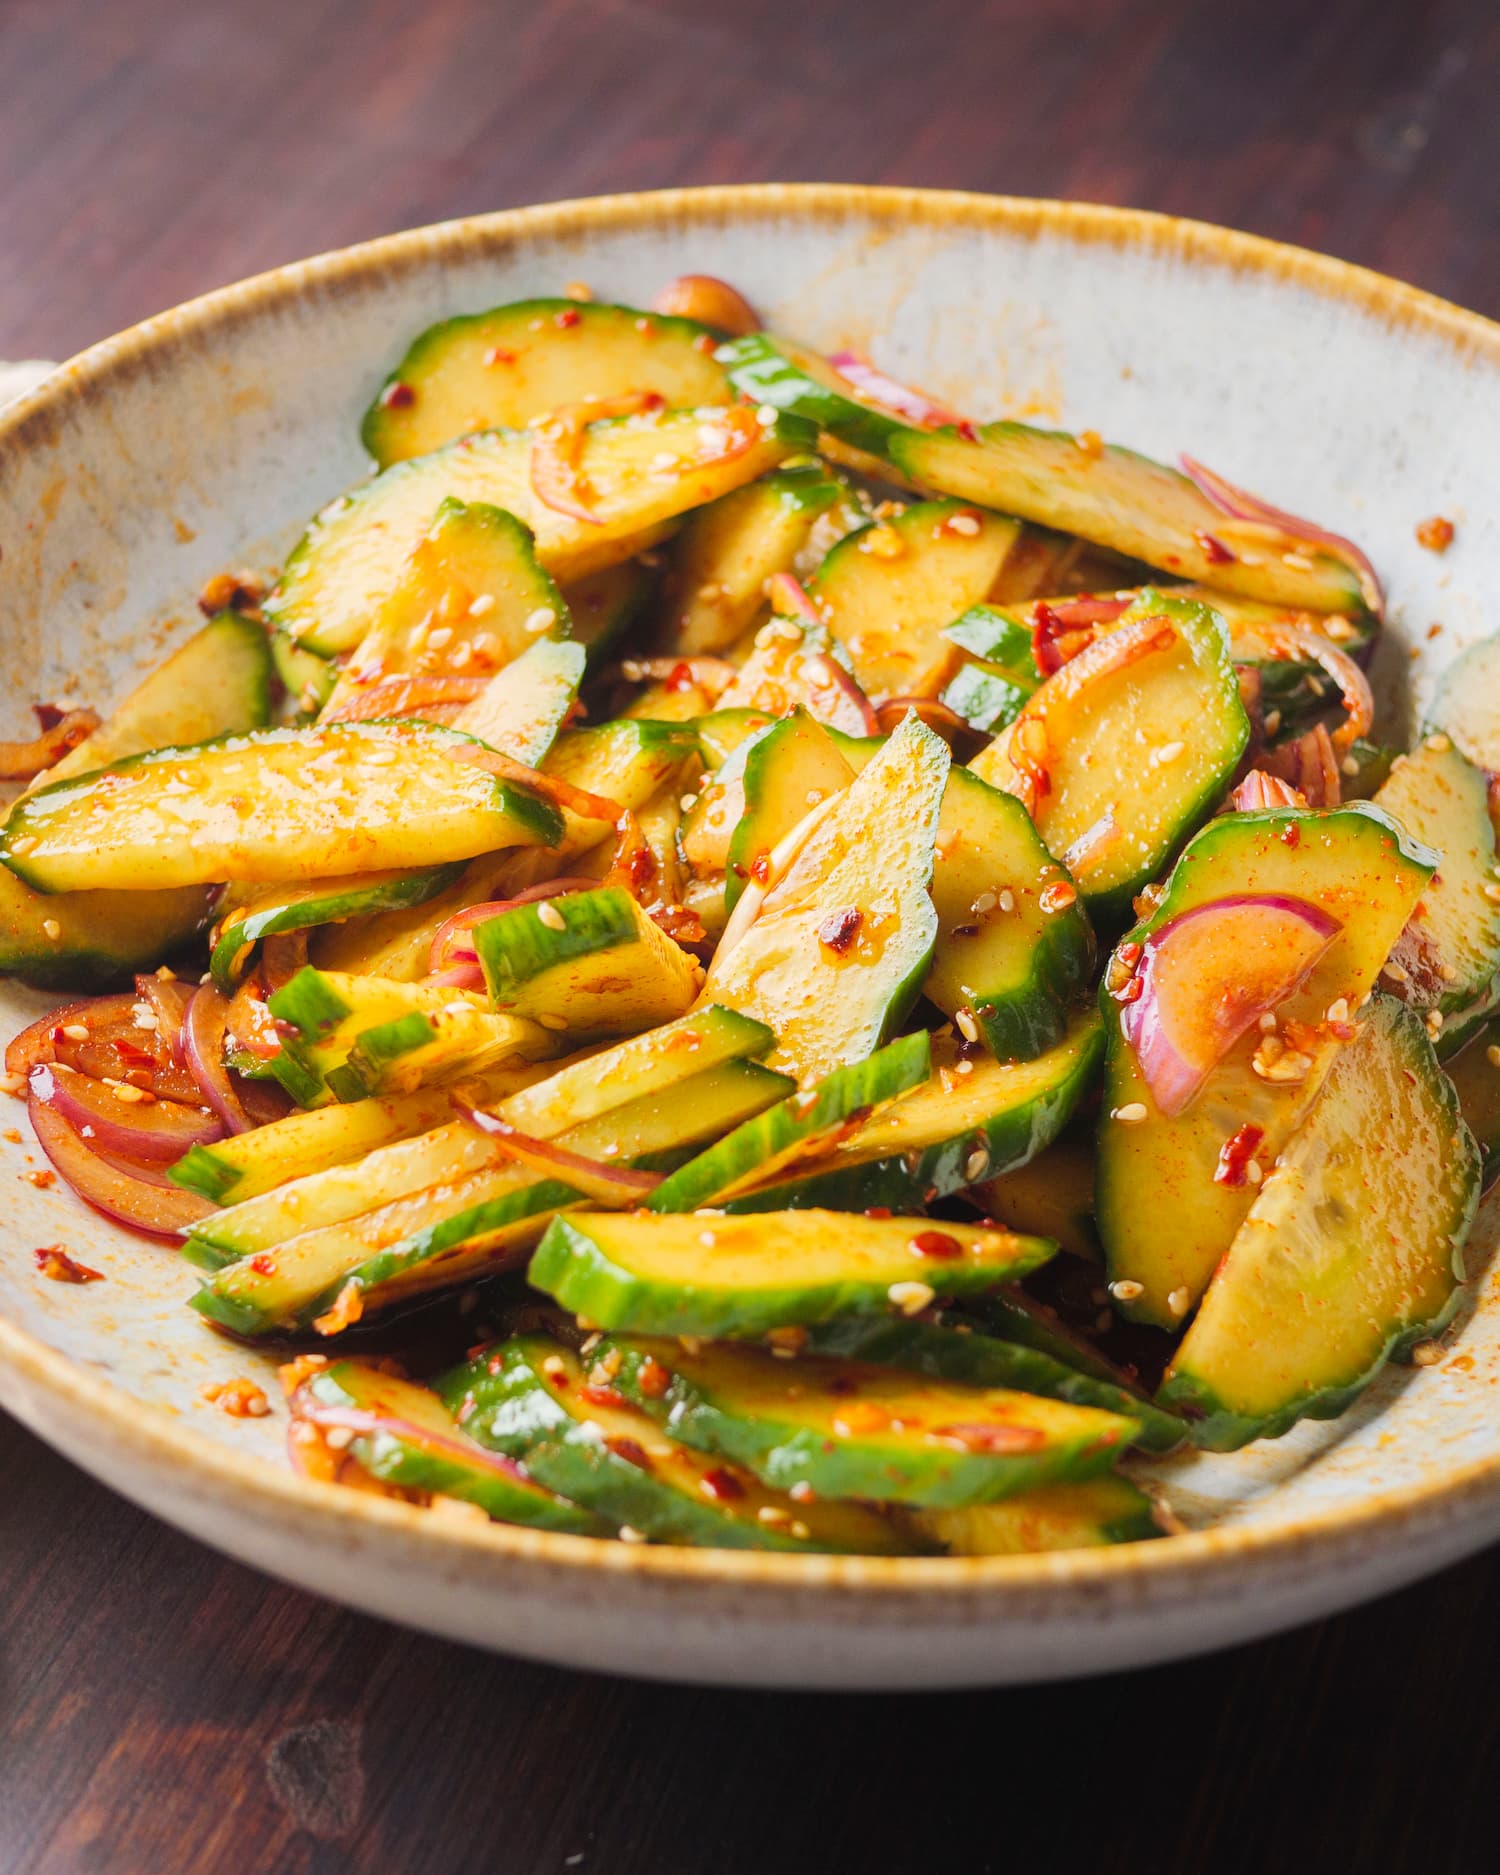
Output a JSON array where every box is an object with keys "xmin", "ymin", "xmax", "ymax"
[{"xmin": 2, "ymin": 1, "xmax": 1497, "ymax": 1869}]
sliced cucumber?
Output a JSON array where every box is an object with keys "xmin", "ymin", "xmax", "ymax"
[
  {"xmin": 561, "ymin": 560, "xmax": 654, "ymax": 660},
  {"xmin": 473, "ymin": 885, "xmax": 699, "ymax": 1038},
  {"xmin": 723, "ymin": 708, "xmax": 857, "ymax": 914},
  {"xmin": 363, "ymin": 299, "xmax": 731, "ymax": 466},
  {"xmin": 645, "ymin": 1030, "xmax": 931, "ymax": 1212},
  {"xmin": 717, "ymin": 332, "xmax": 918, "ymax": 461},
  {"xmin": 902, "ymin": 1477, "xmax": 1166, "ymax": 1553},
  {"xmin": 701, "ymin": 712, "xmax": 949, "ymax": 1084},
  {"xmin": 38, "ymin": 611, "xmax": 273, "ymax": 787},
  {"xmin": 973, "ymin": 1138, "xmax": 1099, "ymax": 1260},
  {"xmin": 1427, "ymin": 633, "xmax": 1500, "ymax": 774},
  {"xmin": 321, "ymin": 499, "xmax": 568, "ymax": 720},
  {"xmin": 654, "ymin": 464, "xmax": 842, "ymax": 655},
  {"xmin": 927, "ymin": 765, "xmax": 1094, "ymax": 1060},
  {"xmin": 210, "ymin": 866, "xmax": 464, "ymax": 991},
  {"xmin": 451, "ymin": 637, "xmax": 585, "ymax": 766},
  {"xmin": 0, "ymin": 720, "xmax": 564, "ymax": 895},
  {"xmin": 1159, "ymin": 996, "xmax": 1480, "ymax": 1447},
  {"xmin": 0, "ymin": 869, "xmax": 207, "ymax": 992},
  {"xmin": 604, "ymin": 1337, "xmax": 1136, "ymax": 1507},
  {"xmin": 971, "ymin": 592, "xmax": 1250, "ymax": 921},
  {"xmin": 940, "ymin": 606, "xmax": 1040, "ymax": 731},
  {"xmin": 529, "ymin": 1207, "xmax": 1053, "ymax": 1340},
  {"xmin": 293, "ymin": 1360, "xmax": 607, "ymax": 1535},
  {"xmin": 1374, "ymin": 737, "xmax": 1500, "ymax": 1056},
  {"xmin": 690, "ymin": 707, "xmax": 779, "ymax": 769},
  {"xmin": 1445, "ymin": 1017, "xmax": 1500, "ymax": 1161},
  {"xmin": 1097, "ymin": 803, "xmax": 1439, "ymax": 1327},
  {"xmin": 809, "ymin": 501, "xmax": 1024, "ymax": 701},
  {"xmin": 441, "ymin": 1339, "xmax": 912, "ymax": 1553},
  {"xmin": 803, "ymin": 1314, "xmax": 1184, "ymax": 1452},
  {"xmin": 267, "ymin": 967, "xmax": 553, "ymax": 1107},
  {"xmin": 270, "ymin": 630, "xmax": 336, "ymax": 718},
  {"xmin": 721, "ymin": 1013, "xmax": 1100, "ymax": 1213},
  {"xmin": 269, "ymin": 408, "xmax": 811, "ymax": 656},
  {"xmin": 713, "ymin": 615, "xmax": 872, "ymax": 732}
]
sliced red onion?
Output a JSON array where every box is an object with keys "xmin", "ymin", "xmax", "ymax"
[
  {"xmin": 1179, "ymin": 454, "xmax": 1384, "ymax": 617},
  {"xmin": 290, "ymin": 1381, "xmax": 535, "ymax": 1488},
  {"xmin": 801, "ymin": 653, "xmax": 880, "ymax": 737},
  {"xmin": 874, "ymin": 696, "xmax": 977, "ymax": 748},
  {"xmin": 135, "ymin": 973, "xmax": 192, "ymax": 1060},
  {"xmin": 32, "ymin": 1061, "xmax": 222, "ymax": 1161},
  {"xmin": 27, "ymin": 1086, "xmax": 214, "ymax": 1237},
  {"xmin": 427, "ymin": 962, "xmax": 487, "ymax": 992},
  {"xmin": 827, "ymin": 351, "xmax": 967, "ymax": 430},
  {"xmin": 765, "ymin": 572, "xmax": 822, "ymax": 628},
  {"xmin": 1230, "ymin": 770, "xmax": 1308, "ymax": 813},
  {"xmin": 182, "ymin": 985, "xmax": 257, "ymax": 1135},
  {"xmin": 455, "ymin": 1102, "xmax": 663, "ymax": 1205},
  {"xmin": 1119, "ymin": 894, "xmax": 1342, "ymax": 1116},
  {"xmin": 428, "ymin": 878, "xmax": 600, "ymax": 973},
  {"xmin": 322, "ymin": 674, "xmax": 487, "ymax": 725},
  {"xmin": 1259, "ymin": 623, "xmax": 1374, "ymax": 755},
  {"xmin": 0, "ymin": 707, "xmax": 100, "ymax": 780}
]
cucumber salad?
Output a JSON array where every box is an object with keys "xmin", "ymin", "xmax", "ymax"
[{"xmin": 4, "ymin": 272, "xmax": 1496, "ymax": 1559}]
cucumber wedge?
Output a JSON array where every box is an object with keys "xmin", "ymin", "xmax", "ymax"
[
  {"xmin": 291, "ymin": 1360, "xmax": 608, "ymax": 1535},
  {"xmin": 474, "ymin": 885, "xmax": 700, "ymax": 1038},
  {"xmin": 809, "ymin": 501, "xmax": 1025, "ymax": 701},
  {"xmin": 723, "ymin": 708, "xmax": 857, "ymax": 915},
  {"xmin": 1159, "ymin": 996, "xmax": 1480, "ymax": 1447},
  {"xmin": 717, "ymin": 333, "xmax": 920, "ymax": 461},
  {"xmin": 271, "ymin": 630, "xmax": 336, "ymax": 718},
  {"xmin": 1097, "ymin": 803, "xmax": 1439, "ymax": 1327},
  {"xmin": 940, "ymin": 605, "xmax": 1041, "ymax": 731},
  {"xmin": 0, "ymin": 720, "xmax": 564, "ymax": 894},
  {"xmin": 269, "ymin": 407, "xmax": 811, "ymax": 656},
  {"xmin": 803, "ymin": 1313, "xmax": 1185, "ymax": 1452},
  {"xmin": 1427, "ymin": 632, "xmax": 1500, "ymax": 774},
  {"xmin": 1445, "ymin": 1017, "xmax": 1500, "ymax": 1161},
  {"xmin": 971, "ymin": 592, "xmax": 1250, "ymax": 921},
  {"xmin": 655, "ymin": 464, "xmax": 842, "ymax": 655},
  {"xmin": 321, "ymin": 499, "xmax": 568, "ymax": 720},
  {"xmin": 1374, "ymin": 737, "xmax": 1500, "ymax": 1056},
  {"xmin": 561, "ymin": 560, "xmax": 654, "ymax": 660},
  {"xmin": 210, "ymin": 866, "xmax": 464, "ymax": 991},
  {"xmin": 0, "ymin": 869, "xmax": 208, "ymax": 992},
  {"xmin": 720, "ymin": 1013, "xmax": 1100, "ymax": 1213},
  {"xmin": 701, "ymin": 712, "xmax": 950, "ymax": 1084},
  {"xmin": 528, "ymin": 1207, "xmax": 1053, "ymax": 1340},
  {"xmin": 38, "ymin": 610, "xmax": 273, "ymax": 787},
  {"xmin": 450, "ymin": 637, "xmax": 585, "ymax": 766},
  {"xmin": 902, "ymin": 1477, "xmax": 1167, "ymax": 1553},
  {"xmin": 604, "ymin": 1337, "xmax": 1136, "ymax": 1507},
  {"xmin": 440, "ymin": 1339, "xmax": 913, "ymax": 1552},
  {"xmin": 645, "ymin": 1030, "xmax": 932, "ymax": 1212},
  {"xmin": 973, "ymin": 1139, "xmax": 1099, "ymax": 1260},
  {"xmin": 363, "ymin": 299, "xmax": 731, "ymax": 466}
]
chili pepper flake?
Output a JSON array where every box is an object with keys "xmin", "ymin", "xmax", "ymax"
[{"xmin": 34, "ymin": 1245, "xmax": 103, "ymax": 1284}]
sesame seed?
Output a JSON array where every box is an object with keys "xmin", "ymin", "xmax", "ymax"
[
  {"xmin": 1425, "ymin": 732, "xmax": 1452, "ymax": 753},
  {"xmin": 112, "ymin": 1083, "xmax": 151, "ymax": 1104},
  {"xmin": 757, "ymin": 1504, "xmax": 793, "ymax": 1527},
  {"xmin": 1341, "ymin": 755, "xmax": 1360, "ymax": 777},
  {"xmin": 525, "ymin": 606, "xmax": 557, "ymax": 635},
  {"xmin": 1382, "ymin": 960, "xmax": 1410, "ymax": 984},
  {"xmin": 1154, "ymin": 740, "xmax": 1185, "ymax": 766},
  {"xmin": 1258, "ymin": 1012, "xmax": 1278, "ymax": 1032},
  {"xmin": 467, "ymin": 592, "xmax": 497, "ymax": 618},
  {"xmin": 324, "ymin": 1425, "xmax": 355, "ymax": 1451},
  {"xmin": 888, "ymin": 1280, "xmax": 935, "ymax": 1316},
  {"xmin": 755, "ymin": 404, "xmax": 779, "ymax": 427},
  {"xmin": 971, "ymin": 890, "xmax": 998, "ymax": 916},
  {"xmin": 536, "ymin": 900, "xmax": 567, "ymax": 931},
  {"xmin": 1426, "ymin": 1010, "xmax": 1444, "ymax": 1038},
  {"xmin": 1410, "ymin": 1341, "xmax": 1443, "ymax": 1367},
  {"xmin": 61, "ymin": 1022, "xmax": 90, "ymax": 1042},
  {"xmin": 41, "ymin": 919, "xmax": 61, "ymax": 941},
  {"xmin": 1113, "ymin": 1102, "xmax": 1148, "ymax": 1124},
  {"xmin": 1483, "ymin": 884, "xmax": 1500, "ymax": 906},
  {"xmin": 998, "ymin": 889, "xmax": 1016, "ymax": 914},
  {"xmin": 1323, "ymin": 616, "xmax": 1357, "ymax": 643},
  {"xmin": 1485, "ymin": 1045, "xmax": 1500, "ymax": 1068},
  {"xmin": 1326, "ymin": 998, "xmax": 1350, "ymax": 1024},
  {"xmin": 955, "ymin": 1009, "xmax": 980, "ymax": 1044},
  {"xmin": 426, "ymin": 625, "xmax": 453, "ymax": 650},
  {"xmin": 617, "ymin": 1525, "xmax": 648, "ymax": 1544},
  {"xmin": 1264, "ymin": 710, "xmax": 1282, "ymax": 737},
  {"xmin": 1245, "ymin": 1159, "xmax": 1263, "ymax": 1184},
  {"xmin": 964, "ymin": 1148, "xmax": 989, "ymax": 1183},
  {"xmin": 542, "ymin": 1355, "xmax": 568, "ymax": 1382},
  {"xmin": 1440, "ymin": 963, "xmax": 1458, "ymax": 982},
  {"xmin": 1167, "ymin": 1286, "xmax": 1191, "ymax": 1318},
  {"xmin": 955, "ymin": 1058, "xmax": 974, "ymax": 1076},
  {"xmin": 1108, "ymin": 1279, "xmax": 1144, "ymax": 1302},
  {"xmin": 946, "ymin": 512, "xmax": 981, "ymax": 536},
  {"xmin": 679, "ymin": 793, "xmax": 699, "ymax": 812},
  {"xmin": 537, "ymin": 1013, "xmax": 569, "ymax": 1031},
  {"xmin": 788, "ymin": 1520, "xmax": 812, "ymax": 1541},
  {"xmin": 698, "ymin": 1230, "xmax": 717, "ymax": 1248}
]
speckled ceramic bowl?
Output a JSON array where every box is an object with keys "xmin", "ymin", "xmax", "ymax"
[{"xmin": 1, "ymin": 185, "xmax": 1497, "ymax": 1688}]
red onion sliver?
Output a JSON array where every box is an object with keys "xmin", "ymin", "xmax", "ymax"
[
  {"xmin": 455, "ymin": 1102, "xmax": 663, "ymax": 1206},
  {"xmin": 27, "ymin": 1088, "xmax": 214, "ymax": 1238},
  {"xmin": 826, "ymin": 351, "xmax": 966, "ymax": 430},
  {"xmin": 428, "ymin": 879, "xmax": 599, "ymax": 973},
  {"xmin": 182, "ymin": 985, "xmax": 257, "ymax": 1135},
  {"xmin": 31, "ymin": 1061, "xmax": 223, "ymax": 1161}
]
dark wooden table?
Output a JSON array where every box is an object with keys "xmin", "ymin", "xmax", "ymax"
[{"xmin": 2, "ymin": 1, "xmax": 1498, "ymax": 1868}]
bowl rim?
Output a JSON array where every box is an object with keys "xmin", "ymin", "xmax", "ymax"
[{"xmin": 3, "ymin": 180, "xmax": 1499, "ymax": 1610}]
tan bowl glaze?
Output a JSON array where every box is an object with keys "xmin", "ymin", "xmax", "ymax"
[{"xmin": 1, "ymin": 186, "xmax": 1497, "ymax": 1688}]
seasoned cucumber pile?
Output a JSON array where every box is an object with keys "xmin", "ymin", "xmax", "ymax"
[{"xmin": 6, "ymin": 274, "xmax": 1494, "ymax": 1561}]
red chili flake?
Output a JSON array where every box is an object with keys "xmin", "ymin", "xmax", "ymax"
[
  {"xmin": 1195, "ymin": 531, "xmax": 1235, "ymax": 565},
  {"xmin": 932, "ymin": 1421, "xmax": 1047, "ymax": 1454},
  {"xmin": 1415, "ymin": 515, "xmax": 1454, "ymax": 553},
  {"xmin": 1117, "ymin": 941, "xmax": 1143, "ymax": 967},
  {"xmin": 955, "ymin": 420, "xmax": 979, "ymax": 442},
  {"xmin": 1038, "ymin": 881, "xmax": 1078, "ymax": 915},
  {"xmin": 750, "ymin": 852, "xmax": 770, "ymax": 885},
  {"xmin": 636, "ymin": 1356, "xmax": 671, "ymax": 1399},
  {"xmin": 1109, "ymin": 972, "xmax": 1145, "ymax": 1005},
  {"xmin": 817, "ymin": 906, "xmax": 863, "ymax": 954},
  {"xmin": 248, "ymin": 1253, "xmax": 277, "ymax": 1276},
  {"xmin": 700, "ymin": 1466, "xmax": 745, "ymax": 1502},
  {"xmin": 605, "ymin": 1435, "xmax": 653, "ymax": 1470},
  {"xmin": 665, "ymin": 660, "xmax": 697, "ymax": 693},
  {"xmin": 1279, "ymin": 822, "xmax": 1302, "ymax": 848},
  {"xmin": 379, "ymin": 380, "xmax": 416, "ymax": 409},
  {"xmin": 555, "ymin": 307, "xmax": 583, "ymax": 329},
  {"xmin": 1030, "ymin": 602, "xmax": 1067, "ymax": 677},
  {"xmin": 864, "ymin": 1206, "xmax": 893, "ymax": 1220},
  {"xmin": 484, "ymin": 346, "xmax": 518, "ymax": 366},
  {"xmin": 581, "ymin": 1383, "xmax": 627, "ymax": 1410},
  {"xmin": 486, "ymin": 1352, "xmax": 507, "ymax": 1375},
  {"xmin": 911, "ymin": 1229, "xmax": 962, "ymax": 1261},
  {"xmin": 34, "ymin": 1245, "xmax": 103, "ymax": 1284},
  {"xmin": 1214, "ymin": 1122, "xmax": 1265, "ymax": 1187}
]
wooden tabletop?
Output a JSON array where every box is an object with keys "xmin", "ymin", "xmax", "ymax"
[{"xmin": 2, "ymin": 2, "xmax": 1498, "ymax": 1869}]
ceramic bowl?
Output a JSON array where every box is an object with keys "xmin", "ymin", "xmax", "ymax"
[{"xmin": 1, "ymin": 185, "xmax": 1497, "ymax": 1688}]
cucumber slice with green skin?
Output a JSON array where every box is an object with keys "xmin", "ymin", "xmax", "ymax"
[
  {"xmin": 1374, "ymin": 738, "xmax": 1500, "ymax": 1056},
  {"xmin": 266, "ymin": 967, "xmax": 553, "ymax": 1107},
  {"xmin": 363, "ymin": 299, "xmax": 731, "ymax": 467},
  {"xmin": 970, "ymin": 593, "xmax": 1250, "ymax": 922},
  {"xmin": 268, "ymin": 408, "xmax": 812, "ymax": 657},
  {"xmin": 0, "ymin": 869, "xmax": 207, "ymax": 993},
  {"xmin": 473, "ymin": 885, "xmax": 700, "ymax": 1039},
  {"xmin": 210, "ymin": 865, "xmax": 465, "ymax": 991},
  {"xmin": 723, "ymin": 708, "xmax": 857, "ymax": 914},
  {"xmin": 321, "ymin": 499, "xmax": 569, "ymax": 720},
  {"xmin": 1427, "ymin": 633, "xmax": 1500, "ymax": 775},
  {"xmin": 1097, "ymin": 803, "xmax": 1439, "ymax": 1328},
  {"xmin": 451, "ymin": 637, "xmax": 585, "ymax": 767},
  {"xmin": 1159, "ymin": 996, "xmax": 1480, "ymax": 1448},
  {"xmin": 940, "ymin": 627, "xmax": 1039, "ymax": 731},
  {"xmin": 0, "ymin": 720, "xmax": 563, "ymax": 895},
  {"xmin": 689, "ymin": 708, "xmax": 778, "ymax": 769},
  {"xmin": 971, "ymin": 1139, "xmax": 1099, "ymax": 1260},
  {"xmin": 720, "ymin": 1014, "xmax": 1100, "ymax": 1214},
  {"xmin": 529, "ymin": 1206, "xmax": 1052, "ymax": 1341},
  {"xmin": 655, "ymin": 464, "xmax": 842, "ymax": 656},
  {"xmin": 902, "ymin": 1477, "xmax": 1167, "ymax": 1554},
  {"xmin": 294, "ymin": 1360, "xmax": 608, "ymax": 1536},
  {"xmin": 603, "ymin": 1336, "xmax": 1135, "ymax": 1507},
  {"xmin": 1445, "ymin": 1017, "xmax": 1500, "ymax": 1162},
  {"xmin": 927, "ymin": 766, "xmax": 1094, "ymax": 1061},
  {"xmin": 885, "ymin": 424, "xmax": 1372, "ymax": 619},
  {"xmin": 801, "ymin": 1314, "xmax": 1185, "ymax": 1452},
  {"xmin": 192, "ymin": 1060, "xmax": 792, "ymax": 1331},
  {"xmin": 38, "ymin": 611, "xmax": 274, "ymax": 788},
  {"xmin": 271, "ymin": 630, "xmax": 336, "ymax": 719},
  {"xmin": 441, "ymin": 1339, "xmax": 914, "ymax": 1553},
  {"xmin": 562, "ymin": 560, "xmax": 655, "ymax": 660},
  {"xmin": 1336, "ymin": 738, "xmax": 1397, "ymax": 801},
  {"xmin": 808, "ymin": 501, "xmax": 1025, "ymax": 702},
  {"xmin": 702, "ymin": 712, "xmax": 950, "ymax": 1085},
  {"xmin": 717, "ymin": 333, "xmax": 918, "ymax": 461},
  {"xmin": 644, "ymin": 1030, "xmax": 931, "ymax": 1213}
]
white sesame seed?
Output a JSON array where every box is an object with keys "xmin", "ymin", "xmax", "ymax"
[
  {"xmin": 112, "ymin": 1083, "xmax": 150, "ymax": 1104},
  {"xmin": 1486, "ymin": 1045, "xmax": 1500, "ymax": 1068},
  {"xmin": 542, "ymin": 1355, "xmax": 568, "ymax": 1382},
  {"xmin": 964, "ymin": 1148, "xmax": 989, "ymax": 1183},
  {"xmin": 1341, "ymin": 755, "xmax": 1360, "ymax": 777},
  {"xmin": 536, "ymin": 900, "xmax": 567, "ymax": 932},
  {"xmin": 1426, "ymin": 1010, "xmax": 1444, "ymax": 1038},
  {"xmin": 998, "ymin": 889, "xmax": 1016, "ymax": 914},
  {"xmin": 955, "ymin": 1009, "xmax": 980, "ymax": 1044},
  {"xmin": 788, "ymin": 1520, "xmax": 812, "ymax": 1541},
  {"xmin": 946, "ymin": 512, "xmax": 981, "ymax": 536},
  {"xmin": 524, "ymin": 606, "xmax": 557, "ymax": 635},
  {"xmin": 61, "ymin": 1022, "xmax": 91, "ymax": 1042},
  {"xmin": 468, "ymin": 592, "xmax": 497, "ymax": 618},
  {"xmin": 1483, "ymin": 884, "xmax": 1500, "ymax": 906},
  {"xmin": 1410, "ymin": 1340, "xmax": 1443, "ymax": 1367},
  {"xmin": 324, "ymin": 1425, "xmax": 355, "ymax": 1450},
  {"xmin": 537, "ymin": 1013, "xmax": 569, "ymax": 1031},
  {"xmin": 1154, "ymin": 740, "xmax": 1185, "ymax": 766},
  {"xmin": 679, "ymin": 793, "xmax": 699, "ymax": 813},
  {"xmin": 955, "ymin": 1058, "xmax": 974, "ymax": 1076},
  {"xmin": 1323, "ymin": 616, "xmax": 1357, "ymax": 642},
  {"xmin": 1113, "ymin": 1102, "xmax": 1148, "ymax": 1124},
  {"xmin": 970, "ymin": 890, "xmax": 998, "ymax": 916},
  {"xmin": 757, "ymin": 1504, "xmax": 793, "ymax": 1527},
  {"xmin": 698, "ymin": 1230, "xmax": 717, "ymax": 1248},
  {"xmin": 1258, "ymin": 1011, "xmax": 1279, "ymax": 1033},
  {"xmin": 1382, "ymin": 960, "xmax": 1410, "ymax": 984},
  {"xmin": 888, "ymin": 1280, "xmax": 935, "ymax": 1316},
  {"xmin": 426, "ymin": 625, "xmax": 453, "ymax": 650},
  {"xmin": 1108, "ymin": 1279, "xmax": 1144, "ymax": 1302},
  {"xmin": 41, "ymin": 919, "xmax": 61, "ymax": 941},
  {"xmin": 1245, "ymin": 1159, "xmax": 1263, "ymax": 1184},
  {"xmin": 617, "ymin": 1525, "xmax": 648, "ymax": 1544},
  {"xmin": 1425, "ymin": 732, "xmax": 1452, "ymax": 754},
  {"xmin": 1326, "ymin": 998, "xmax": 1350, "ymax": 1024},
  {"xmin": 1167, "ymin": 1286, "xmax": 1191, "ymax": 1318},
  {"xmin": 1440, "ymin": 963, "xmax": 1458, "ymax": 982},
  {"xmin": 755, "ymin": 404, "xmax": 779, "ymax": 427}
]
